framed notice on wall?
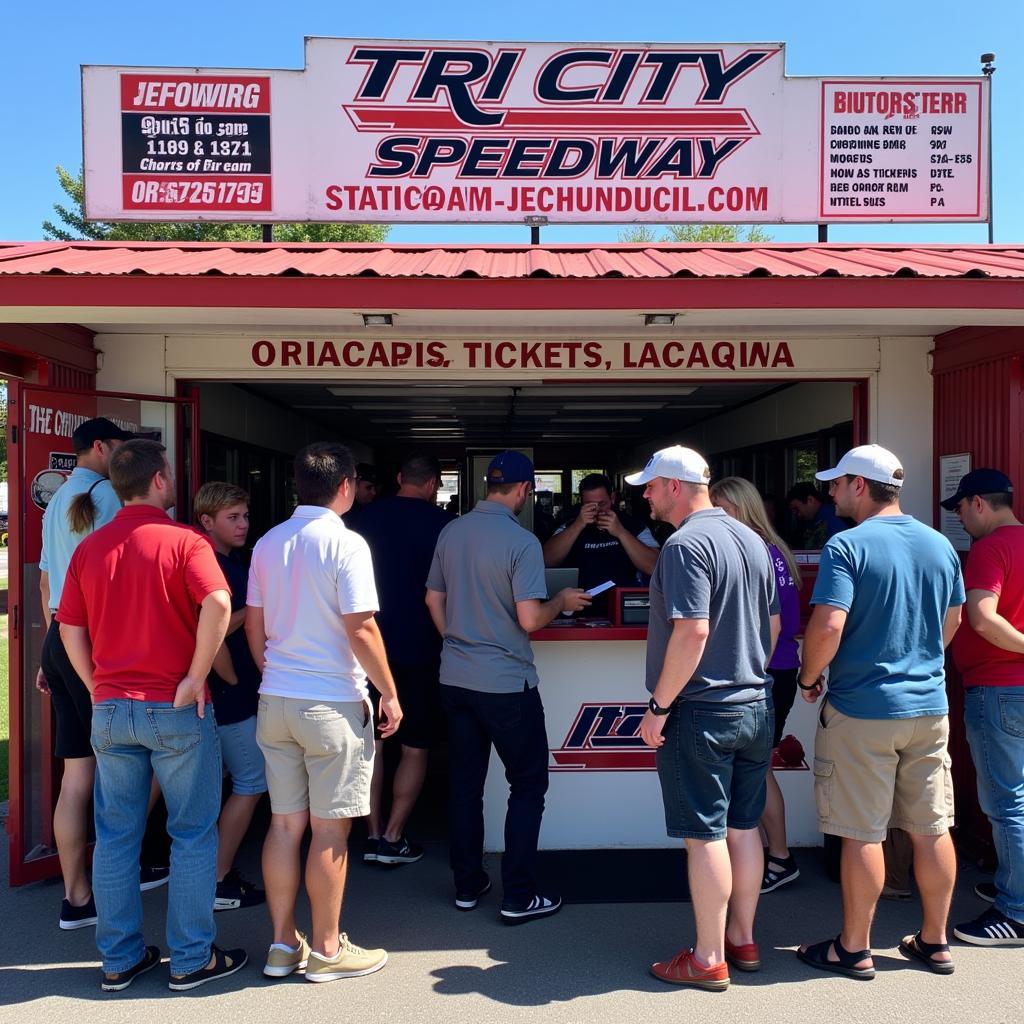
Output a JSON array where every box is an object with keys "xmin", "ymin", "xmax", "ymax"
[{"xmin": 939, "ymin": 452, "xmax": 972, "ymax": 552}]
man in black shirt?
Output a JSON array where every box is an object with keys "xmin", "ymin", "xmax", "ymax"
[
  {"xmin": 357, "ymin": 455, "xmax": 454, "ymax": 865},
  {"xmin": 194, "ymin": 482, "xmax": 267, "ymax": 912},
  {"xmin": 543, "ymin": 473, "xmax": 659, "ymax": 616}
]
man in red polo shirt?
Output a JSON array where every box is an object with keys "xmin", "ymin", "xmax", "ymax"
[{"xmin": 58, "ymin": 439, "xmax": 246, "ymax": 993}]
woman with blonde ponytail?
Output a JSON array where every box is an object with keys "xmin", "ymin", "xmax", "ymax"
[{"xmin": 710, "ymin": 476, "xmax": 803, "ymax": 896}]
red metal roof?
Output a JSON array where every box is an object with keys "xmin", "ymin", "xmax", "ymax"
[{"xmin": 1, "ymin": 241, "xmax": 1024, "ymax": 281}]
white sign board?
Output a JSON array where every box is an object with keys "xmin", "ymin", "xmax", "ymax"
[
  {"xmin": 82, "ymin": 38, "xmax": 988, "ymax": 224},
  {"xmin": 939, "ymin": 452, "xmax": 972, "ymax": 552}
]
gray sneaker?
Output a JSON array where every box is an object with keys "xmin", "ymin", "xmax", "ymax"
[{"xmin": 305, "ymin": 934, "xmax": 387, "ymax": 982}]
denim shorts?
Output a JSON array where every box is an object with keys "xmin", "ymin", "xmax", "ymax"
[
  {"xmin": 217, "ymin": 714, "xmax": 268, "ymax": 796},
  {"xmin": 656, "ymin": 699, "xmax": 772, "ymax": 841}
]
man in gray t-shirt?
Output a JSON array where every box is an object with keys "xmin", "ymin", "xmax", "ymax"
[
  {"xmin": 425, "ymin": 451, "xmax": 589, "ymax": 923},
  {"xmin": 628, "ymin": 445, "xmax": 780, "ymax": 992}
]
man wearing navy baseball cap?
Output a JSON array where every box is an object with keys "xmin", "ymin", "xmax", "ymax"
[
  {"xmin": 796, "ymin": 445, "xmax": 965, "ymax": 978},
  {"xmin": 942, "ymin": 469, "xmax": 1024, "ymax": 947},
  {"xmin": 425, "ymin": 451, "xmax": 590, "ymax": 922}
]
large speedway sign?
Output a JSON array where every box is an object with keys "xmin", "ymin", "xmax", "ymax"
[{"xmin": 82, "ymin": 38, "xmax": 988, "ymax": 224}]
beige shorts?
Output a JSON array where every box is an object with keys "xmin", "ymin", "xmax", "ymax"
[
  {"xmin": 256, "ymin": 694, "xmax": 374, "ymax": 819},
  {"xmin": 813, "ymin": 701, "xmax": 954, "ymax": 843}
]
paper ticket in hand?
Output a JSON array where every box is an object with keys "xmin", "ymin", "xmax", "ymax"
[{"xmin": 585, "ymin": 580, "xmax": 616, "ymax": 598}]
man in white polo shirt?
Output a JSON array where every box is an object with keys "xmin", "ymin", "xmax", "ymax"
[{"xmin": 246, "ymin": 442, "xmax": 402, "ymax": 983}]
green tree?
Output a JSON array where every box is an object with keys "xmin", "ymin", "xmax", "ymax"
[
  {"xmin": 618, "ymin": 223, "xmax": 772, "ymax": 243},
  {"xmin": 43, "ymin": 166, "xmax": 389, "ymax": 243}
]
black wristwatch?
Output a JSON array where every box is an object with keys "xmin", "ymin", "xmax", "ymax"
[{"xmin": 648, "ymin": 696, "xmax": 672, "ymax": 716}]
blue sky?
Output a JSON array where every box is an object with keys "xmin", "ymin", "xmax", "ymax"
[{"xmin": 3, "ymin": 0, "xmax": 1020, "ymax": 245}]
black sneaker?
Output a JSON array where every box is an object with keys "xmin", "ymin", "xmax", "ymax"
[
  {"xmin": 60, "ymin": 894, "xmax": 98, "ymax": 930},
  {"xmin": 500, "ymin": 893, "xmax": 563, "ymax": 925},
  {"xmin": 101, "ymin": 945, "xmax": 162, "ymax": 992},
  {"xmin": 455, "ymin": 878, "xmax": 491, "ymax": 911},
  {"xmin": 975, "ymin": 881, "xmax": 997, "ymax": 903},
  {"xmin": 364, "ymin": 837, "xmax": 381, "ymax": 863},
  {"xmin": 140, "ymin": 866, "xmax": 170, "ymax": 891},
  {"xmin": 214, "ymin": 869, "xmax": 266, "ymax": 911},
  {"xmin": 168, "ymin": 945, "xmax": 248, "ymax": 991},
  {"xmin": 761, "ymin": 854, "xmax": 800, "ymax": 894},
  {"xmin": 954, "ymin": 907, "xmax": 1024, "ymax": 946},
  {"xmin": 376, "ymin": 836, "xmax": 424, "ymax": 865}
]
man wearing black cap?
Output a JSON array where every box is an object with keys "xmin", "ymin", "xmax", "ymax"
[
  {"xmin": 425, "ymin": 451, "xmax": 591, "ymax": 922},
  {"xmin": 36, "ymin": 416, "xmax": 150, "ymax": 929},
  {"xmin": 942, "ymin": 469, "xmax": 1024, "ymax": 947}
]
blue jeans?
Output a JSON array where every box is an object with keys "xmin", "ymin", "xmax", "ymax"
[
  {"xmin": 91, "ymin": 700, "xmax": 221, "ymax": 974},
  {"xmin": 440, "ymin": 683, "xmax": 549, "ymax": 905},
  {"xmin": 964, "ymin": 686, "xmax": 1024, "ymax": 922},
  {"xmin": 656, "ymin": 699, "xmax": 772, "ymax": 840}
]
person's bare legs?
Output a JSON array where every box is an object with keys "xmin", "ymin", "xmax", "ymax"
[
  {"xmin": 367, "ymin": 740, "xmax": 385, "ymax": 840},
  {"xmin": 262, "ymin": 810, "xmax": 309, "ymax": 947},
  {"xmin": 54, "ymin": 756, "xmax": 95, "ymax": 905},
  {"xmin": 382, "ymin": 746, "xmax": 429, "ymax": 843},
  {"xmin": 800, "ymin": 837, "xmax": 881, "ymax": 969},
  {"xmin": 725, "ymin": 826, "xmax": 763, "ymax": 946},
  {"xmin": 761, "ymin": 771, "xmax": 790, "ymax": 864},
  {"xmin": 686, "ymin": 837, "xmax": 731, "ymax": 966},
  {"xmin": 217, "ymin": 793, "xmax": 263, "ymax": 881},
  {"xmin": 906, "ymin": 831, "xmax": 956, "ymax": 963},
  {"xmin": 306, "ymin": 816, "xmax": 353, "ymax": 958}
]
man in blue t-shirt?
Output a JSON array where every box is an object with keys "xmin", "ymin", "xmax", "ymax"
[
  {"xmin": 356, "ymin": 455, "xmax": 454, "ymax": 867},
  {"xmin": 795, "ymin": 445, "xmax": 964, "ymax": 981}
]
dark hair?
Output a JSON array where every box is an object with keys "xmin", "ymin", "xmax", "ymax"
[
  {"xmin": 295, "ymin": 442, "xmax": 355, "ymax": 506},
  {"xmin": 400, "ymin": 453, "xmax": 442, "ymax": 487},
  {"xmin": 67, "ymin": 482, "xmax": 104, "ymax": 534},
  {"xmin": 847, "ymin": 470, "xmax": 904, "ymax": 505},
  {"xmin": 109, "ymin": 439, "xmax": 168, "ymax": 502},
  {"xmin": 785, "ymin": 482, "xmax": 824, "ymax": 504},
  {"xmin": 978, "ymin": 491, "xmax": 1014, "ymax": 510},
  {"xmin": 579, "ymin": 473, "xmax": 613, "ymax": 495}
]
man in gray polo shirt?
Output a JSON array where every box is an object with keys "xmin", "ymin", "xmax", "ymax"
[
  {"xmin": 631, "ymin": 445, "xmax": 780, "ymax": 991},
  {"xmin": 426, "ymin": 451, "xmax": 590, "ymax": 923}
]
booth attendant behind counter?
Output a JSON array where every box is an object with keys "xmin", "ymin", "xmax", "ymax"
[{"xmin": 542, "ymin": 473, "xmax": 660, "ymax": 617}]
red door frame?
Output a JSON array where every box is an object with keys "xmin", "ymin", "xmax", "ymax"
[{"xmin": 6, "ymin": 382, "xmax": 199, "ymax": 886}]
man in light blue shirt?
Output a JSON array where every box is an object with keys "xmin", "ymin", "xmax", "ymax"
[
  {"xmin": 37, "ymin": 416, "xmax": 134, "ymax": 930},
  {"xmin": 795, "ymin": 445, "xmax": 964, "ymax": 981}
]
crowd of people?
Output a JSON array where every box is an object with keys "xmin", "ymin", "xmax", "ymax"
[{"xmin": 34, "ymin": 417, "xmax": 1024, "ymax": 993}]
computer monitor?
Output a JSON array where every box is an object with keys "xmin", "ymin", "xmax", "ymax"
[{"xmin": 544, "ymin": 567, "xmax": 579, "ymax": 597}]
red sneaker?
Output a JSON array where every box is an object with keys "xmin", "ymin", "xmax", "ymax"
[
  {"xmin": 650, "ymin": 948, "xmax": 730, "ymax": 990},
  {"xmin": 724, "ymin": 937, "xmax": 761, "ymax": 971}
]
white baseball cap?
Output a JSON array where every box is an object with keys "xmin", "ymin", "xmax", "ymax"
[
  {"xmin": 815, "ymin": 444, "xmax": 904, "ymax": 487},
  {"xmin": 625, "ymin": 445, "xmax": 711, "ymax": 486}
]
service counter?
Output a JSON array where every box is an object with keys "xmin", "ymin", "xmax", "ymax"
[{"xmin": 482, "ymin": 616, "xmax": 822, "ymax": 851}]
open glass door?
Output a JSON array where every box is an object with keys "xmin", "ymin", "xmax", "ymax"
[{"xmin": 6, "ymin": 382, "xmax": 198, "ymax": 886}]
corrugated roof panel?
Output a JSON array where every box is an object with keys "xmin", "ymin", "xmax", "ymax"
[{"xmin": 1, "ymin": 241, "xmax": 1024, "ymax": 281}]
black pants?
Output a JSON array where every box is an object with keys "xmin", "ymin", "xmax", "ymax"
[{"xmin": 440, "ymin": 682, "xmax": 549, "ymax": 906}]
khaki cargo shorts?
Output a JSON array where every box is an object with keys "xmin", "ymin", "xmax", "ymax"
[
  {"xmin": 256, "ymin": 694, "xmax": 374, "ymax": 819},
  {"xmin": 813, "ymin": 700, "xmax": 954, "ymax": 843}
]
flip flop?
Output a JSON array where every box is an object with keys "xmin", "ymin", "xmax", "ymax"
[
  {"xmin": 797, "ymin": 934, "xmax": 875, "ymax": 980},
  {"xmin": 898, "ymin": 932, "xmax": 955, "ymax": 975}
]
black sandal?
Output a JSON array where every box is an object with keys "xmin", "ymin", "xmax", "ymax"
[
  {"xmin": 797, "ymin": 934, "xmax": 875, "ymax": 980},
  {"xmin": 898, "ymin": 932, "xmax": 954, "ymax": 975}
]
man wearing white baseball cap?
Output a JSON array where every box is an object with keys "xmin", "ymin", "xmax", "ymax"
[
  {"xmin": 795, "ymin": 445, "xmax": 965, "ymax": 980},
  {"xmin": 630, "ymin": 445, "xmax": 780, "ymax": 991}
]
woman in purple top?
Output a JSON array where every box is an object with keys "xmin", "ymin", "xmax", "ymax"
[{"xmin": 710, "ymin": 477, "xmax": 803, "ymax": 895}]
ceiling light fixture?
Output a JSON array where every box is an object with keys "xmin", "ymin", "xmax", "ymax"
[
  {"xmin": 361, "ymin": 313, "xmax": 394, "ymax": 327},
  {"xmin": 644, "ymin": 313, "xmax": 677, "ymax": 327}
]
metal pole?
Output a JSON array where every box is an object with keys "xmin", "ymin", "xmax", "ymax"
[
  {"xmin": 981, "ymin": 54, "xmax": 996, "ymax": 244},
  {"xmin": 818, "ymin": 224, "xmax": 829, "ymax": 243},
  {"xmin": 262, "ymin": 224, "xmax": 273, "ymax": 243},
  {"xmin": 530, "ymin": 225, "xmax": 540, "ymax": 245}
]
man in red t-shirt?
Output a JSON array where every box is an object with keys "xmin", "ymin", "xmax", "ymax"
[
  {"xmin": 943, "ymin": 468, "xmax": 1024, "ymax": 947},
  {"xmin": 58, "ymin": 439, "xmax": 246, "ymax": 992}
]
